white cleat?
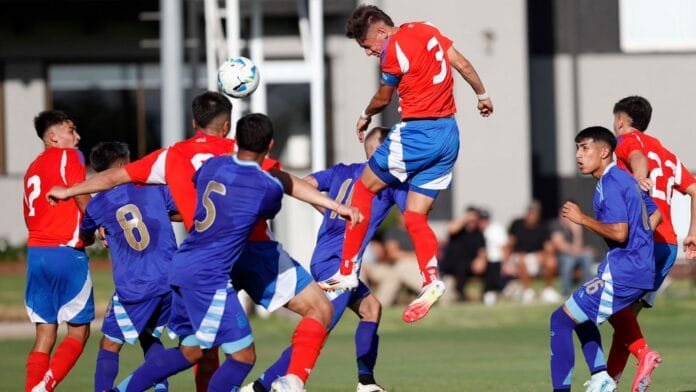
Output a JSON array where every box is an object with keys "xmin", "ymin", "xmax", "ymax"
[
  {"xmin": 402, "ymin": 279, "xmax": 446, "ymax": 323},
  {"xmin": 583, "ymin": 370, "xmax": 617, "ymax": 392},
  {"xmin": 270, "ymin": 374, "xmax": 306, "ymax": 392},
  {"xmin": 357, "ymin": 382, "xmax": 387, "ymax": 392},
  {"xmin": 318, "ymin": 269, "xmax": 359, "ymax": 291},
  {"xmin": 239, "ymin": 382, "xmax": 255, "ymax": 392}
]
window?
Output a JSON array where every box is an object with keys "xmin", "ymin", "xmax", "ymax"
[{"xmin": 620, "ymin": 0, "xmax": 696, "ymax": 52}]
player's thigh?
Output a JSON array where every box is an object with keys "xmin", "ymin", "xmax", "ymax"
[
  {"xmin": 178, "ymin": 285, "xmax": 254, "ymax": 355},
  {"xmin": 232, "ymin": 241, "xmax": 314, "ymax": 312},
  {"xmin": 564, "ymin": 277, "xmax": 645, "ymax": 325},
  {"xmin": 25, "ymin": 247, "xmax": 94, "ymax": 325},
  {"xmin": 286, "ymin": 281, "xmax": 333, "ymax": 326},
  {"xmin": 349, "ymin": 282, "xmax": 381, "ymax": 322}
]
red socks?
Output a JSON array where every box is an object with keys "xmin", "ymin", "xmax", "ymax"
[
  {"xmin": 287, "ymin": 317, "xmax": 328, "ymax": 382},
  {"xmin": 194, "ymin": 347, "xmax": 221, "ymax": 392},
  {"xmin": 340, "ymin": 179, "xmax": 375, "ymax": 275},
  {"xmin": 44, "ymin": 336, "xmax": 84, "ymax": 391},
  {"xmin": 25, "ymin": 351, "xmax": 49, "ymax": 392},
  {"xmin": 404, "ymin": 211, "xmax": 440, "ymax": 286},
  {"xmin": 607, "ymin": 308, "xmax": 646, "ymax": 379}
]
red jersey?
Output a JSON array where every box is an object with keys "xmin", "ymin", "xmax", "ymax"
[
  {"xmin": 24, "ymin": 148, "xmax": 86, "ymax": 247},
  {"xmin": 380, "ymin": 22, "xmax": 456, "ymax": 119},
  {"xmin": 616, "ymin": 131, "xmax": 696, "ymax": 244},
  {"xmin": 124, "ymin": 132, "xmax": 280, "ymax": 240}
]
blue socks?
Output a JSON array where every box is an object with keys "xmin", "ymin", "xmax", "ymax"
[
  {"xmin": 356, "ymin": 321, "xmax": 379, "ymax": 385},
  {"xmin": 550, "ymin": 307, "xmax": 576, "ymax": 391},
  {"xmin": 115, "ymin": 348, "xmax": 192, "ymax": 392},
  {"xmin": 95, "ymin": 349, "xmax": 119, "ymax": 392},
  {"xmin": 208, "ymin": 358, "xmax": 254, "ymax": 392},
  {"xmin": 574, "ymin": 321, "xmax": 606, "ymax": 374},
  {"xmin": 257, "ymin": 347, "xmax": 292, "ymax": 391},
  {"xmin": 144, "ymin": 341, "xmax": 169, "ymax": 391}
]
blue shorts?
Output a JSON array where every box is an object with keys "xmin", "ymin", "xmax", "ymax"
[
  {"xmin": 232, "ymin": 241, "xmax": 313, "ymax": 312},
  {"xmin": 102, "ymin": 292, "xmax": 171, "ymax": 345},
  {"xmin": 369, "ymin": 117, "xmax": 460, "ymax": 198},
  {"xmin": 25, "ymin": 247, "xmax": 95, "ymax": 325},
  {"xmin": 565, "ymin": 276, "xmax": 646, "ymax": 325},
  {"xmin": 642, "ymin": 242, "xmax": 678, "ymax": 307},
  {"xmin": 324, "ymin": 280, "xmax": 372, "ymax": 330},
  {"xmin": 168, "ymin": 284, "xmax": 253, "ymax": 354}
]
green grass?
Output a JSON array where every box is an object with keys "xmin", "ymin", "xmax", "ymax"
[{"xmin": 2, "ymin": 288, "xmax": 696, "ymax": 391}]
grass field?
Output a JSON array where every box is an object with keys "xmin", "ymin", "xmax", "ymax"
[{"xmin": 1, "ymin": 268, "xmax": 696, "ymax": 391}]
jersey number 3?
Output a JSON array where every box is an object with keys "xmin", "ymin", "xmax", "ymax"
[
  {"xmin": 427, "ymin": 37, "xmax": 447, "ymax": 85},
  {"xmin": 117, "ymin": 204, "xmax": 151, "ymax": 251}
]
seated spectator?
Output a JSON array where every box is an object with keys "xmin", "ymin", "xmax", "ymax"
[
  {"xmin": 361, "ymin": 214, "xmax": 421, "ymax": 306},
  {"xmin": 505, "ymin": 200, "xmax": 561, "ymax": 303},
  {"xmin": 549, "ymin": 204, "xmax": 594, "ymax": 296},
  {"xmin": 441, "ymin": 206, "xmax": 487, "ymax": 302},
  {"xmin": 478, "ymin": 209, "xmax": 508, "ymax": 306}
]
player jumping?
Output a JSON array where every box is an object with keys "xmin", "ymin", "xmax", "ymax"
[
  {"xmin": 79, "ymin": 142, "xmax": 178, "ymax": 392},
  {"xmin": 549, "ymin": 126, "xmax": 660, "ymax": 392},
  {"xmin": 23, "ymin": 110, "xmax": 94, "ymax": 392},
  {"xmin": 607, "ymin": 95, "xmax": 696, "ymax": 391},
  {"xmin": 320, "ymin": 4, "xmax": 494, "ymax": 323},
  {"xmin": 244, "ymin": 126, "xmax": 407, "ymax": 392}
]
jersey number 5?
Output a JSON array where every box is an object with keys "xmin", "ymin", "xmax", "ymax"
[
  {"xmin": 116, "ymin": 204, "xmax": 151, "ymax": 251},
  {"xmin": 195, "ymin": 180, "xmax": 227, "ymax": 232},
  {"xmin": 427, "ymin": 37, "xmax": 447, "ymax": 85}
]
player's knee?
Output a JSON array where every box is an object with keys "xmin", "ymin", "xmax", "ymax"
[
  {"xmin": 314, "ymin": 296, "xmax": 334, "ymax": 328},
  {"xmin": 229, "ymin": 344, "xmax": 256, "ymax": 365},
  {"xmin": 66, "ymin": 323, "xmax": 90, "ymax": 344},
  {"xmin": 181, "ymin": 345, "xmax": 204, "ymax": 364},
  {"xmin": 358, "ymin": 295, "xmax": 382, "ymax": 323},
  {"xmin": 99, "ymin": 335, "xmax": 122, "ymax": 352}
]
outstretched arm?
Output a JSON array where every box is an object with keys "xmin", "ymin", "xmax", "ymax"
[
  {"xmin": 447, "ymin": 46, "xmax": 493, "ymax": 117},
  {"xmin": 47, "ymin": 167, "xmax": 132, "ymax": 204},
  {"xmin": 272, "ymin": 169, "xmax": 363, "ymax": 225},
  {"xmin": 562, "ymin": 201, "xmax": 628, "ymax": 243},
  {"xmin": 303, "ymin": 175, "xmax": 327, "ymax": 215}
]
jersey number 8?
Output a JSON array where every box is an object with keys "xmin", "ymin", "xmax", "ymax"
[{"xmin": 116, "ymin": 204, "xmax": 151, "ymax": 251}]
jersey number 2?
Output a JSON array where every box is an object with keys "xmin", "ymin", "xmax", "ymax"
[
  {"xmin": 26, "ymin": 175, "xmax": 41, "ymax": 216},
  {"xmin": 117, "ymin": 204, "xmax": 151, "ymax": 251},
  {"xmin": 647, "ymin": 152, "xmax": 677, "ymax": 204}
]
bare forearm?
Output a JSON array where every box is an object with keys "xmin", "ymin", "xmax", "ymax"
[
  {"xmin": 364, "ymin": 90, "xmax": 392, "ymax": 117},
  {"xmin": 68, "ymin": 168, "xmax": 131, "ymax": 197},
  {"xmin": 578, "ymin": 214, "xmax": 627, "ymax": 243},
  {"xmin": 279, "ymin": 171, "xmax": 341, "ymax": 212},
  {"xmin": 629, "ymin": 153, "xmax": 650, "ymax": 181},
  {"xmin": 448, "ymin": 47, "xmax": 486, "ymax": 94},
  {"xmin": 649, "ymin": 210, "xmax": 662, "ymax": 231}
]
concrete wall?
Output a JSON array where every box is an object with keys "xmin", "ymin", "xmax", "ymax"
[{"xmin": 379, "ymin": 0, "xmax": 532, "ymax": 227}]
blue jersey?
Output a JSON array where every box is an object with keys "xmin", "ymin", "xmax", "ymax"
[
  {"xmin": 310, "ymin": 163, "xmax": 407, "ymax": 281},
  {"xmin": 81, "ymin": 184, "xmax": 178, "ymax": 303},
  {"xmin": 169, "ymin": 156, "xmax": 284, "ymax": 289},
  {"xmin": 593, "ymin": 164, "xmax": 657, "ymax": 289}
]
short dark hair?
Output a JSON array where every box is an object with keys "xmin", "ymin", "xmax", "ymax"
[
  {"xmin": 364, "ymin": 126, "xmax": 390, "ymax": 144},
  {"xmin": 90, "ymin": 141, "xmax": 130, "ymax": 172},
  {"xmin": 192, "ymin": 91, "xmax": 232, "ymax": 128},
  {"xmin": 613, "ymin": 96, "xmax": 652, "ymax": 132},
  {"xmin": 575, "ymin": 126, "xmax": 617, "ymax": 153},
  {"xmin": 345, "ymin": 5, "xmax": 394, "ymax": 41},
  {"xmin": 236, "ymin": 113, "xmax": 274, "ymax": 153},
  {"xmin": 34, "ymin": 110, "xmax": 73, "ymax": 139}
]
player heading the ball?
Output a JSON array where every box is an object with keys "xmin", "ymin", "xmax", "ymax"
[{"xmin": 319, "ymin": 4, "xmax": 493, "ymax": 324}]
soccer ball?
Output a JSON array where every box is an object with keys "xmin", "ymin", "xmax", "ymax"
[{"xmin": 217, "ymin": 56, "xmax": 260, "ymax": 98}]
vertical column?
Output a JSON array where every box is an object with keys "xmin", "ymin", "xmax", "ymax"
[{"xmin": 160, "ymin": 0, "xmax": 184, "ymax": 146}]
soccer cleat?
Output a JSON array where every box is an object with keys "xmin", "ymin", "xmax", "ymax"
[
  {"xmin": 239, "ymin": 382, "xmax": 256, "ymax": 392},
  {"xmin": 270, "ymin": 374, "xmax": 305, "ymax": 392},
  {"xmin": 317, "ymin": 268, "xmax": 359, "ymax": 291},
  {"xmin": 583, "ymin": 370, "xmax": 617, "ymax": 392},
  {"xmin": 401, "ymin": 279, "xmax": 446, "ymax": 323},
  {"xmin": 631, "ymin": 349, "xmax": 662, "ymax": 392},
  {"xmin": 357, "ymin": 382, "xmax": 387, "ymax": 392}
]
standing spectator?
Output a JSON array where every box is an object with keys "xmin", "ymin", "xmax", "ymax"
[
  {"xmin": 550, "ymin": 204, "xmax": 594, "ymax": 296},
  {"xmin": 478, "ymin": 209, "xmax": 508, "ymax": 306},
  {"xmin": 506, "ymin": 200, "xmax": 561, "ymax": 303},
  {"xmin": 441, "ymin": 207, "xmax": 487, "ymax": 302}
]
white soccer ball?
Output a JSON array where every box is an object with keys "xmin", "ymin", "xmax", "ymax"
[{"xmin": 217, "ymin": 56, "xmax": 260, "ymax": 98}]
